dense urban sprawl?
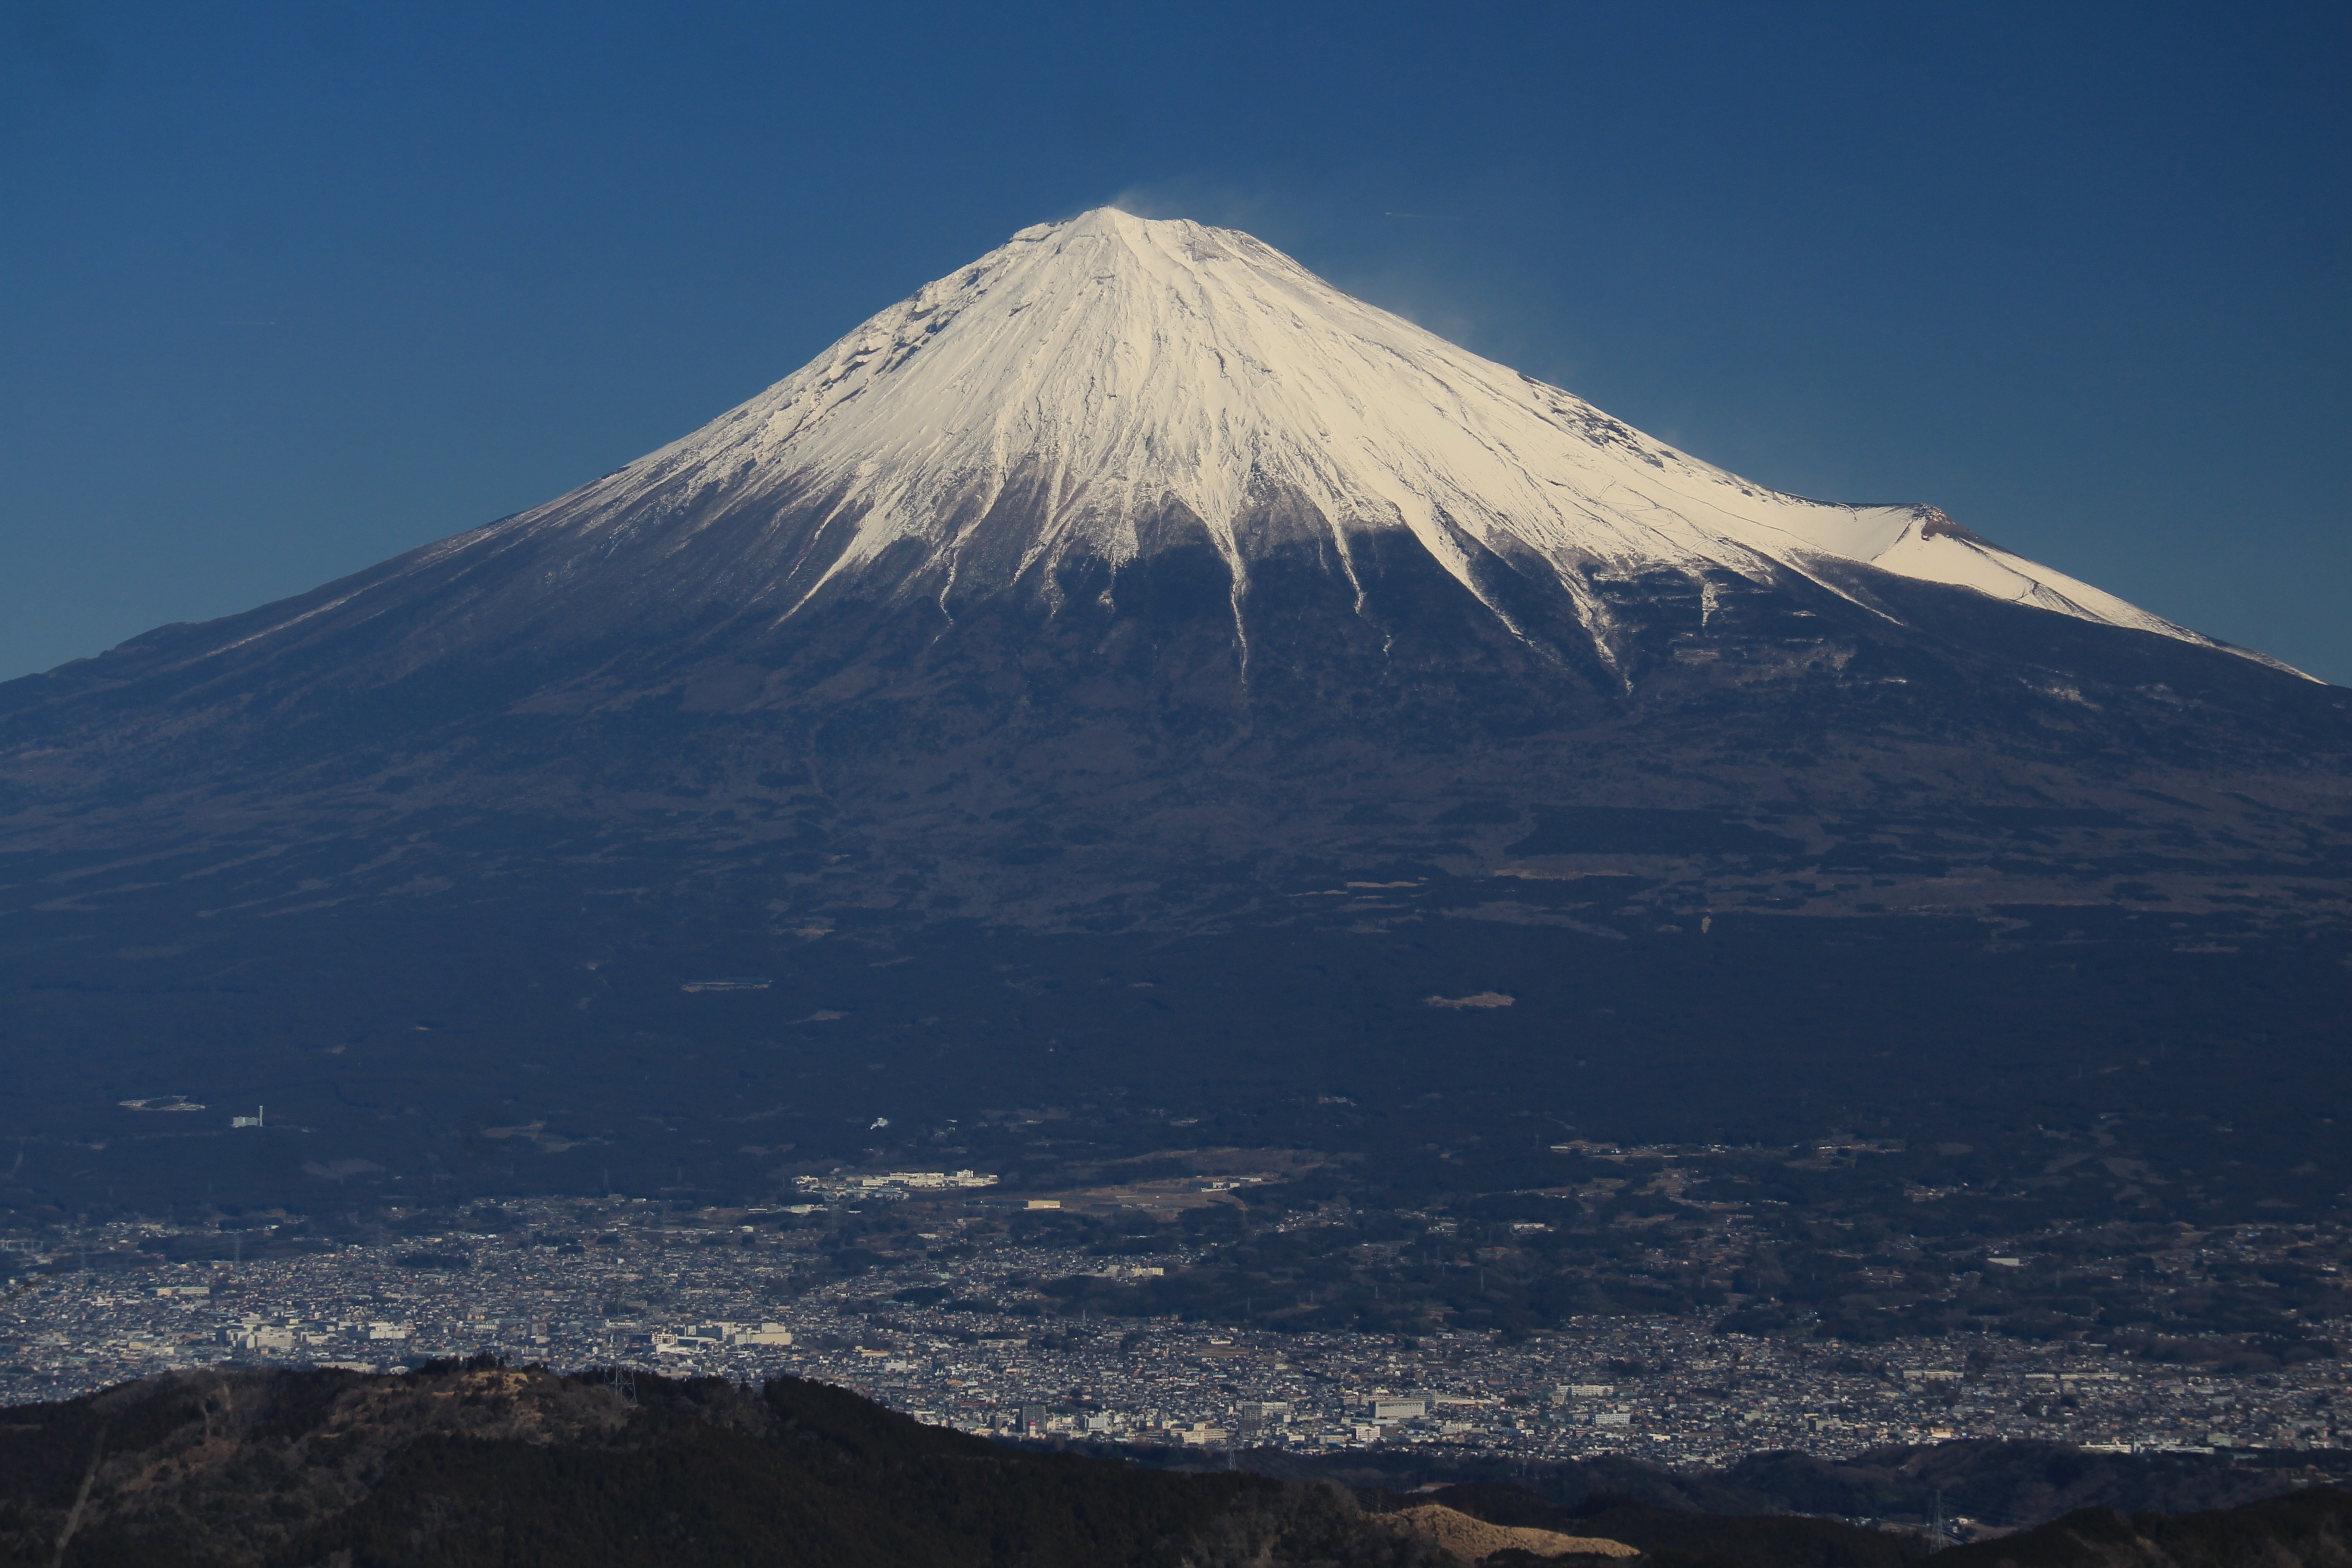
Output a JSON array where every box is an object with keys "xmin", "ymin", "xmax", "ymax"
[{"xmin": 4, "ymin": 1186, "xmax": 2344, "ymax": 1472}]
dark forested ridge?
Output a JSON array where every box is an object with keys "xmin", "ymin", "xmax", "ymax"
[
  {"xmin": 0, "ymin": 1361, "xmax": 1274, "ymax": 1568},
  {"xmin": 3, "ymin": 1363, "xmax": 2349, "ymax": 1567}
]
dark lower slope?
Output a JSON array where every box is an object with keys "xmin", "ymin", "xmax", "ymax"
[
  {"xmin": 3, "ymin": 503, "xmax": 2348, "ymax": 1218},
  {"xmin": 3, "ymin": 511, "xmax": 2347, "ymax": 936},
  {"xmin": 5, "ymin": 892, "xmax": 2351, "ymax": 1217}
]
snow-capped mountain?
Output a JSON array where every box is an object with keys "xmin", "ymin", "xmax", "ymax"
[
  {"xmin": 5, "ymin": 208, "xmax": 2347, "ymax": 1225},
  {"xmin": 289, "ymin": 207, "xmax": 2284, "ymax": 678},
  {"xmin": 1, "ymin": 209, "xmax": 2344, "ymax": 939}
]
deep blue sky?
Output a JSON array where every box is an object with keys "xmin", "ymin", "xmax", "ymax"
[{"xmin": 3, "ymin": 1, "xmax": 2346, "ymax": 681}]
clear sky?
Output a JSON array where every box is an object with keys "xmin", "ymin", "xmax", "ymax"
[{"xmin": 2, "ymin": 1, "xmax": 2346, "ymax": 681}]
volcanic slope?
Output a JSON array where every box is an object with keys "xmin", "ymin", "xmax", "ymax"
[{"xmin": 1, "ymin": 206, "xmax": 2347, "ymax": 936}]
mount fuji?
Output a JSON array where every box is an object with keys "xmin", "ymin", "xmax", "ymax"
[
  {"xmin": 4, "ymin": 208, "xmax": 2343, "ymax": 933},
  {"xmin": 4, "ymin": 207, "xmax": 2351, "ymax": 1209}
]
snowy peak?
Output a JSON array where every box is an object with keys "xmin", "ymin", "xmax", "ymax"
[{"xmin": 496, "ymin": 207, "xmax": 2289, "ymax": 673}]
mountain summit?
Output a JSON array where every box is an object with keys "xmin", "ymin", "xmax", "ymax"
[{"xmin": 1, "ymin": 209, "xmax": 2345, "ymax": 937}]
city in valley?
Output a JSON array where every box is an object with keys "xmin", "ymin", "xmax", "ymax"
[{"xmin": 5, "ymin": 1170, "xmax": 2344, "ymax": 1471}]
